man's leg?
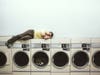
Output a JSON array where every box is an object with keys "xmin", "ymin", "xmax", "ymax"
[
  {"xmin": 19, "ymin": 29, "xmax": 34, "ymax": 38},
  {"xmin": 19, "ymin": 35, "xmax": 33, "ymax": 40},
  {"xmin": 6, "ymin": 29, "xmax": 34, "ymax": 48},
  {"xmin": 8, "ymin": 29, "xmax": 34, "ymax": 43}
]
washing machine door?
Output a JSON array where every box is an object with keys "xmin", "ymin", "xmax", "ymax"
[
  {"xmin": 52, "ymin": 51, "xmax": 69, "ymax": 68},
  {"xmin": 0, "ymin": 51, "xmax": 7, "ymax": 68},
  {"xmin": 92, "ymin": 51, "xmax": 100, "ymax": 68},
  {"xmin": 33, "ymin": 51, "xmax": 49, "ymax": 67},
  {"xmin": 72, "ymin": 51, "xmax": 89, "ymax": 69},
  {"xmin": 13, "ymin": 51, "xmax": 29, "ymax": 68}
]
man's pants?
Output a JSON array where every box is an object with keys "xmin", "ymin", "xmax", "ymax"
[{"xmin": 7, "ymin": 29, "xmax": 34, "ymax": 44}]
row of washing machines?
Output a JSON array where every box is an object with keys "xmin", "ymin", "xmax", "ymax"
[{"xmin": 0, "ymin": 36, "xmax": 100, "ymax": 75}]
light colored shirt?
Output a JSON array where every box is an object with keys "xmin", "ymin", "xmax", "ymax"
[{"xmin": 34, "ymin": 31, "xmax": 43, "ymax": 39}]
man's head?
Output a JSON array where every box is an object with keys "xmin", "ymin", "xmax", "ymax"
[
  {"xmin": 43, "ymin": 31, "xmax": 54, "ymax": 40},
  {"xmin": 49, "ymin": 32, "xmax": 54, "ymax": 38}
]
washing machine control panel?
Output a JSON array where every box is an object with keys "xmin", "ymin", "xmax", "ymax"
[
  {"xmin": 82, "ymin": 43, "xmax": 91, "ymax": 51},
  {"xmin": 72, "ymin": 43, "xmax": 91, "ymax": 51},
  {"xmin": 22, "ymin": 44, "xmax": 30, "ymax": 51},
  {"xmin": 41, "ymin": 43, "xmax": 50, "ymax": 51},
  {"xmin": 61, "ymin": 43, "xmax": 70, "ymax": 50}
]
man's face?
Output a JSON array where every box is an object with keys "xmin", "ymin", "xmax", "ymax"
[{"xmin": 43, "ymin": 32, "xmax": 52, "ymax": 40}]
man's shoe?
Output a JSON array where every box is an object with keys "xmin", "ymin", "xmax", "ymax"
[{"xmin": 5, "ymin": 42, "xmax": 13, "ymax": 48}]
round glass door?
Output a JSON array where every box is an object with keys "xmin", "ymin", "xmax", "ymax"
[
  {"xmin": 92, "ymin": 51, "xmax": 100, "ymax": 68},
  {"xmin": 13, "ymin": 51, "xmax": 29, "ymax": 67},
  {"xmin": 52, "ymin": 51, "xmax": 69, "ymax": 68},
  {"xmin": 33, "ymin": 51, "xmax": 49, "ymax": 67},
  {"xmin": 72, "ymin": 51, "xmax": 89, "ymax": 68},
  {"xmin": 0, "ymin": 52, "xmax": 7, "ymax": 67}
]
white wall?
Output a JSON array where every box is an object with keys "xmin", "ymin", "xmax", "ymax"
[{"xmin": 0, "ymin": 0, "xmax": 100, "ymax": 38}]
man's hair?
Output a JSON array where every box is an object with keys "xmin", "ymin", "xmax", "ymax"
[{"xmin": 50, "ymin": 32, "xmax": 54, "ymax": 38}]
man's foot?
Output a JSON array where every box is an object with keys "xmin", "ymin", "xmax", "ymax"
[{"xmin": 5, "ymin": 42, "xmax": 13, "ymax": 48}]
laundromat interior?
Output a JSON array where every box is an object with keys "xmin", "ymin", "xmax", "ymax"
[{"xmin": 0, "ymin": 0, "xmax": 100, "ymax": 75}]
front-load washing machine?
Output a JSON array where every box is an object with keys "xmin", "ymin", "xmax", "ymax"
[
  {"xmin": 0, "ymin": 36, "xmax": 12, "ymax": 75},
  {"xmin": 71, "ymin": 38, "xmax": 91, "ymax": 75},
  {"xmin": 12, "ymin": 40, "xmax": 31, "ymax": 75},
  {"xmin": 51, "ymin": 39, "xmax": 71, "ymax": 75},
  {"xmin": 91, "ymin": 38, "xmax": 100, "ymax": 75},
  {"xmin": 30, "ymin": 39, "xmax": 51, "ymax": 75}
]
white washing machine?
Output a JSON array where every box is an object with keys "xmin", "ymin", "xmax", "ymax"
[
  {"xmin": 51, "ymin": 38, "xmax": 71, "ymax": 75},
  {"xmin": 30, "ymin": 39, "xmax": 51, "ymax": 75},
  {"xmin": 12, "ymin": 40, "xmax": 31, "ymax": 75},
  {"xmin": 71, "ymin": 38, "xmax": 91, "ymax": 75},
  {"xmin": 91, "ymin": 38, "xmax": 100, "ymax": 75},
  {"xmin": 0, "ymin": 36, "xmax": 12, "ymax": 75}
]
